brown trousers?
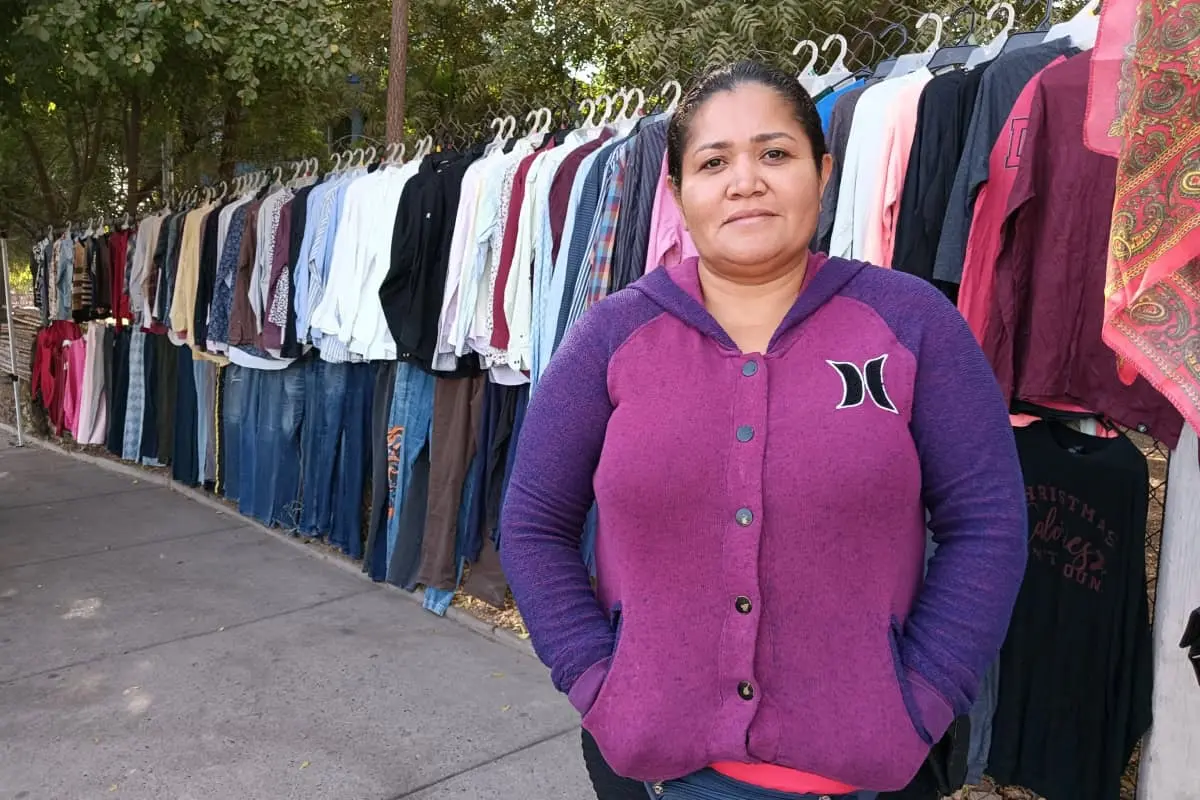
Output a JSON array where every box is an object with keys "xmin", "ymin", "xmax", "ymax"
[{"xmin": 415, "ymin": 373, "xmax": 485, "ymax": 591}]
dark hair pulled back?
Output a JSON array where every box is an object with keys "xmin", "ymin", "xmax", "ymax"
[{"xmin": 666, "ymin": 60, "xmax": 828, "ymax": 187}]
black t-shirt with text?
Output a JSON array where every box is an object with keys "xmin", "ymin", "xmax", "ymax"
[{"xmin": 990, "ymin": 422, "xmax": 1153, "ymax": 800}]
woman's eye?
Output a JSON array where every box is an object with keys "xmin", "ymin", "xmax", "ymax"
[
  {"xmin": 763, "ymin": 149, "xmax": 787, "ymax": 161},
  {"xmin": 702, "ymin": 157, "xmax": 724, "ymax": 170}
]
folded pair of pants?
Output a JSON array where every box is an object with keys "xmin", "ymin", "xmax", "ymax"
[{"xmin": 648, "ymin": 771, "xmax": 878, "ymax": 800}]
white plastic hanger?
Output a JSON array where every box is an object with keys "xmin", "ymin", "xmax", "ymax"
[
  {"xmin": 1045, "ymin": 0, "xmax": 1099, "ymax": 49},
  {"xmin": 793, "ymin": 39, "xmax": 826, "ymax": 97},
  {"xmin": 965, "ymin": 3, "xmax": 1017, "ymax": 69},
  {"xmin": 817, "ymin": 34, "xmax": 855, "ymax": 91},
  {"xmin": 888, "ymin": 12, "xmax": 944, "ymax": 78},
  {"xmin": 661, "ymin": 79, "xmax": 683, "ymax": 114}
]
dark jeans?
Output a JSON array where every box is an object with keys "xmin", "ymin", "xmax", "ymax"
[
  {"xmin": 299, "ymin": 359, "xmax": 350, "ymax": 537},
  {"xmin": 222, "ymin": 365, "xmax": 251, "ymax": 503},
  {"xmin": 172, "ymin": 344, "xmax": 199, "ymax": 487},
  {"xmin": 330, "ymin": 362, "xmax": 375, "ymax": 558}
]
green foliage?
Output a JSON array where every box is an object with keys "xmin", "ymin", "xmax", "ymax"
[{"xmin": 17, "ymin": 0, "xmax": 351, "ymax": 102}]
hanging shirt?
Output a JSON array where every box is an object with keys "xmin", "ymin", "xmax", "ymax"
[
  {"xmin": 381, "ymin": 149, "xmax": 482, "ymax": 375},
  {"xmin": 830, "ymin": 69, "xmax": 931, "ymax": 260},
  {"xmin": 892, "ymin": 70, "xmax": 981, "ymax": 282},
  {"xmin": 432, "ymin": 154, "xmax": 492, "ymax": 373},
  {"xmin": 862, "ymin": 71, "xmax": 932, "ymax": 266},
  {"xmin": 957, "ymin": 58, "xmax": 1066, "ymax": 344},
  {"xmin": 644, "ymin": 155, "xmax": 698, "ymax": 276},
  {"xmin": 931, "ymin": 38, "xmax": 1076, "ymax": 287},
  {"xmin": 991, "ymin": 422, "xmax": 1153, "ymax": 800},
  {"xmin": 815, "ymin": 78, "xmax": 866, "ymax": 134},
  {"xmin": 612, "ymin": 116, "xmax": 669, "ymax": 292},
  {"xmin": 815, "ymin": 86, "xmax": 868, "ymax": 252},
  {"xmin": 985, "ymin": 52, "xmax": 1184, "ymax": 447}
]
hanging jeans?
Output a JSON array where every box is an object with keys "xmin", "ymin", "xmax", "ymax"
[
  {"xmin": 55, "ymin": 242, "xmax": 73, "ymax": 320},
  {"xmin": 416, "ymin": 373, "xmax": 486, "ymax": 591},
  {"xmin": 139, "ymin": 334, "xmax": 161, "ymax": 464},
  {"xmin": 222, "ymin": 365, "xmax": 250, "ymax": 503},
  {"xmin": 122, "ymin": 329, "xmax": 147, "ymax": 462},
  {"xmin": 390, "ymin": 441, "xmax": 432, "ymax": 590},
  {"xmin": 193, "ymin": 359, "xmax": 216, "ymax": 486},
  {"xmin": 263, "ymin": 363, "xmax": 306, "ymax": 530},
  {"xmin": 236, "ymin": 367, "xmax": 265, "ymax": 518},
  {"xmin": 330, "ymin": 362, "xmax": 375, "ymax": 558},
  {"xmin": 106, "ymin": 327, "xmax": 130, "ymax": 456},
  {"xmin": 384, "ymin": 363, "xmax": 436, "ymax": 586},
  {"xmin": 363, "ymin": 362, "xmax": 398, "ymax": 580},
  {"xmin": 299, "ymin": 359, "xmax": 350, "ymax": 537},
  {"xmin": 172, "ymin": 344, "xmax": 199, "ymax": 486}
]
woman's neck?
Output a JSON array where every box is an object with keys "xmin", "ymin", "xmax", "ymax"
[{"xmin": 697, "ymin": 256, "xmax": 809, "ymax": 354}]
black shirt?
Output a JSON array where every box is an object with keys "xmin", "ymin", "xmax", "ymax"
[
  {"xmin": 990, "ymin": 422, "xmax": 1153, "ymax": 800},
  {"xmin": 192, "ymin": 202, "xmax": 224, "ymax": 349},
  {"xmin": 892, "ymin": 70, "xmax": 977, "ymax": 283},
  {"xmin": 380, "ymin": 149, "xmax": 482, "ymax": 376}
]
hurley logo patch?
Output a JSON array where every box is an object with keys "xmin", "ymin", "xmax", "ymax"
[{"xmin": 827, "ymin": 355, "xmax": 898, "ymax": 413}]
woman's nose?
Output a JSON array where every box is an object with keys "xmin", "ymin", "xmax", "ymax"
[{"xmin": 727, "ymin": 156, "xmax": 764, "ymax": 197}]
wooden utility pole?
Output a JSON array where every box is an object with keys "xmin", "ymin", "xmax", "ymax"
[{"xmin": 386, "ymin": 0, "xmax": 409, "ymax": 144}]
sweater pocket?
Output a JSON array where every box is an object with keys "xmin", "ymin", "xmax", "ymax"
[{"xmin": 888, "ymin": 615, "xmax": 938, "ymax": 747}]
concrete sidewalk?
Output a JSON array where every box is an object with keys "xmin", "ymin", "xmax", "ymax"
[{"xmin": 0, "ymin": 435, "xmax": 592, "ymax": 799}]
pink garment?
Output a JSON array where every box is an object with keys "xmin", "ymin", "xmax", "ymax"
[
  {"xmin": 644, "ymin": 155, "xmax": 697, "ymax": 272},
  {"xmin": 74, "ymin": 324, "xmax": 109, "ymax": 445},
  {"xmin": 62, "ymin": 339, "xmax": 87, "ymax": 437},
  {"xmin": 864, "ymin": 76, "xmax": 930, "ymax": 266},
  {"xmin": 959, "ymin": 57, "xmax": 1068, "ymax": 345}
]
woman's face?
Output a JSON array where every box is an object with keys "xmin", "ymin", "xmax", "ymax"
[{"xmin": 673, "ymin": 82, "xmax": 832, "ymax": 280}]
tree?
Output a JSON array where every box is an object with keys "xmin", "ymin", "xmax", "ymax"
[{"xmin": 0, "ymin": 0, "xmax": 356, "ymax": 237}]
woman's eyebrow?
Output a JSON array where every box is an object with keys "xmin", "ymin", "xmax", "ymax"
[{"xmin": 694, "ymin": 131, "xmax": 797, "ymax": 152}]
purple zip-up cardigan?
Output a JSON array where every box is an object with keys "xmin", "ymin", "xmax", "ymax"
[{"xmin": 500, "ymin": 255, "xmax": 1027, "ymax": 790}]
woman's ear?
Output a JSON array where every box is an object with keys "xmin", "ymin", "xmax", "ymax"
[
  {"xmin": 670, "ymin": 177, "xmax": 689, "ymax": 231},
  {"xmin": 818, "ymin": 153, "xmax": 834, "ymax": 197}
]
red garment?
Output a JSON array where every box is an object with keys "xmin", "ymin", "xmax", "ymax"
[
  {"xmin": 492, "ymin": 145, "xmax": 553, "ymax": 351},
  {"xmin": 31, "ymin": 321, "xmax": 83, "ymax": 432},
  {"xmin": 108, "ymin": 230, "xmax": 132, "ymax": 324},
  {"xmin": 959, "ymin": 57, "xmax": 1066, "ymax": 345},
  {"xmin": 1087, "ymin": 0, "xmax": 1200, "ymax": 436},
  {"xmin": 549, "ymin": 131, "xmax": 613, "ymax": 262},
  {"xmin": 985, "ymin": 52, "xmax": 1183, "ymax": 447}
]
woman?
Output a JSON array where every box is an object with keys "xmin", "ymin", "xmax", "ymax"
[{"xmin": 500, "ymin": 61, "xmax": 1027, "ymax": 800}]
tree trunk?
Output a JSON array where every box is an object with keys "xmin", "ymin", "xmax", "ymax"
[
  {"xmin": 386, "ymin": 0, "xmax": 409, "ymax": 145},
  {"xmin": 124, "ymin": 89, "xmax": 142, "ymax": 217},
  {"xmin": 217, "ymin": 98, "xmax": 241, "ymax": 182}
]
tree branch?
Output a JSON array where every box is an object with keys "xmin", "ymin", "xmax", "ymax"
[{"xmin": 15, "ymin": 120, "xmax": 62, "ymax": 224}]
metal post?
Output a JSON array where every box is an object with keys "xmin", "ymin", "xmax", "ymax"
[{"xmin": 0, "ymin": 235, "xmax": 25, "ymax": 446}]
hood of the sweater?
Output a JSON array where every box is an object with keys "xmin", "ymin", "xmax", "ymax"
[{"xmin": 630, "ymin": 254, "xmax": 868, "ymax": 353}]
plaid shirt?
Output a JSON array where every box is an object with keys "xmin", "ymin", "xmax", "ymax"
[{"xmin": 570, "ymin": 141, "xmax": 631, "ymax": 327}]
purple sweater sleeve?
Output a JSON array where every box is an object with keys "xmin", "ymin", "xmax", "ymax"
[
  {"xmin": 501, "ymin": 299, "xmax": 647, "ymax": 710},
  {"xmin": 897, "ymin": 282, "xmax": 1028, "ymax": 719}
]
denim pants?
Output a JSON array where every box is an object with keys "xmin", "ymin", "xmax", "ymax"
[
  {"xmin": 647, "ymin": 771, "xmax": 878, "ymax": 800},
  {"xmin": 121, "ymin": 329, "xmax": 147, "ymax": 462},
  {"xmin": 269, "ymin": 363, "xmax": 306, "ymax": 530},
  {"xmin": 172, "ymin": 344, "xmax": 199, "ymax": 486},
  {"xmin": 330, "ymin": 362, "xmax": 375, "ymax": 558},
  {"xmin": 384, "ymin": 362, "xmax": 436, "ymax": 586},
  {"xmin": 299, "ymin": 360, "xmax": 350, "ymax": 537},
  {"xmin": 56, "ymin": 241, "xmax": 73, "ymax": 320},
  {"xmin": 236, "ymin": 367, "xmax": 265, "ymax": 518},
  {"xmin": 222, "ymin": 365, "xmax": 251, "ymax": 503}
]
